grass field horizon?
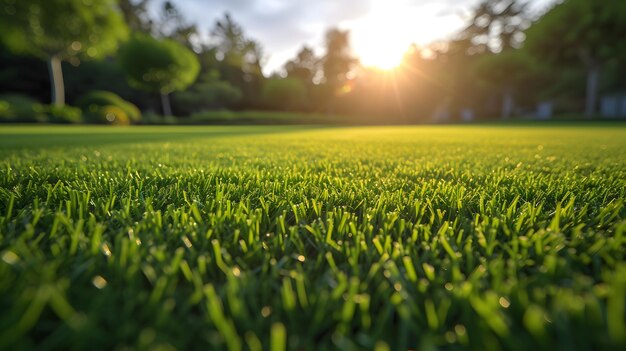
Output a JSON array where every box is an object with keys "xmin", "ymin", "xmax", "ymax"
[{"xmin": 1, "ymin": 124, "xmax": 625, "ymax": 350}]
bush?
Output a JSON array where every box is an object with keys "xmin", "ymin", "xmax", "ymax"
[
  {"xmin": 261, "ymin": 78, "xmax": 307, "ymax": 111},
  {"xmin": 172, "ymin": 70, "xmax": 243, "ymax": 115},
  {"xmin": 141, "ymin": 112, "xmax": 178, "ymax": 125},
  {"xmin": 187, "ymin": 110, "xmax": 340, "ymax": 125},
  {"xmin": 76, "ymin": 90, "xmax": 141, "ymax": 122},
  {"xmin": 83, "ymin": 105, "xmax": 130, "ymax": 125},
  {"xmin": 0, "ymin": 94, "xmax": 47, "ymax": 122},
  {"xmin": 43, "ymin": 105, "xmax": 83, "ymax": 124}
]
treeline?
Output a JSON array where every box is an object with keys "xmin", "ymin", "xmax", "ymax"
[{"xmin": 1, "ymin": 0, "xmax": 625, "ymax": 124}]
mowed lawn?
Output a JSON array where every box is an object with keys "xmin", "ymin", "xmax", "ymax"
[{"xmin": 0, "ymin": 124, "xmax": 625, "ymax": 350}]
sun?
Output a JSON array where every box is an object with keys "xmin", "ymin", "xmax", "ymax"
[
  {"xmin": 356, "ymin": 39, "xmax": 406, "ymax": 70},
  {"xmin": 347, "ymin": 0, "xmax": 463, "ymax": 71},
  {"xmin": 349, "ymin": 2, "xmax": 410, "ymax": 70}
]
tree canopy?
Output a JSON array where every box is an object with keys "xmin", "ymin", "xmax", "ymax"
[
  {"xmin": 322, "ymin": 29, "xmax": 356, "ymax": 89},
  {"xmin": 460, "ymin": 0, "xmax": 531, "ymax": 54},
  {"xmin": 526, "ymin": 0, "xmax": 626, "ymax": 115},
  {"xmin": 0, "ymin": 0, "xmax": 128, "ymax": 106},
  {"xmin": 118, "ymin": 35, "xmax": 199, "ymax": 95},
  {"xmin": 285, "ymin": 46, "xmax": 321, "ymax": 85},
  {"xmin": 118, "ymin": 34, "xmax": 199, "ymax": 115},
  {"xmin": 0, "ymin": 0, "xmax": 127, "ymax": 61}
]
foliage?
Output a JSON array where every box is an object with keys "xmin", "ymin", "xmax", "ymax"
[
  {"xmin": 185, "ymin": 110, "xmax": 343, "ymax": 125},
  {"xmin": 0, "ymin": 125, "xmax": 625, "ymax": 350},
  {"xmin": 525, "ymin": 0, "xmax": 626, "ymax": 67},
  {"xmin": 0, "ymin": 0, "xmax": 127, "ymax": 60},
  {"xmin": 118, "ymin": 0, "xmax": 153, "ymax": 34},
  {"xmin": 83, "ymin": 105, "xmax": 130, "ymax": 125},
  {"xmin": 76, "ymin": 90, "xmax": 141, "ymax": 122},
  {"xmin": 473, "ymin": 51, "xmax": 533, "ymax": 88},
  {"xmin": 63, "ymin": 59, "xmax": 137, "ymax": 105},
  {"xmin": 460, "ymin": 0, "xmax": 531, "ymax": 54},
  {"xmin": 285, "ymin": 46, "xmax": 321, "ymax": 85},
  {"xmin": 525, "ymin": 0, "xmax": 626, "ymax": 115},
  {"xmin": 2, "ymin": 0, "xmax": 626, "ymax": 119},
  {"xmin": 0, "ymin": 94, "xmax": 82, "ymax": 123},
  {"xmin": 261, "ymin": 78, "xmax": 307, "ymax": 111},
  {"xmin": 210, "ymin": 14, "xmax": 263, "ymax": 75},
  {"xmin": 0, "ymin": 94, "xmax": 46, "ymax": 122},
  {"xmin": 155, "ymin": 1, "xmax": 198, "ymax": 48},
  {"xmin": 43, "ymin": 104, "xmax": 83, "ymax": 124},
  {"xmin": 142, "ymin": 111, "xmax": 179, "ymax": 125},
  {"xmin": 172, "ymin": 71, "xmax": 242, "ymax": 115},
  {"xmin": 322, "ymin": 29, "xmax": 357, "ymax": 89},
  {"xmin": 0, "ymin": 0, "xmax": 128, "ymax": 106},
  {"xmin": 0, "ymin": 45, "xmax": 49, "ymax": 102},
  {"xmin": 207, "ymin": 14, "xmax": 265, "ymax": 108},
  {"xmin": 118, "ymin": 34, "xmax": 199, "ymax": 95}
]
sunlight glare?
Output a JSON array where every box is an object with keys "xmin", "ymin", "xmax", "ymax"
[
  {"xmin": 351, "ymin": 1, "xmax": 406, "ymax": 70},
  {"xmin": 348, "ymin": 0, "xmax": 465, "ymax": 70}
]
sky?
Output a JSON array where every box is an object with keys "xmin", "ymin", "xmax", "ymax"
[{"xmin": 157, "ymin": 0, "xmax": 558, "ymax": 75}]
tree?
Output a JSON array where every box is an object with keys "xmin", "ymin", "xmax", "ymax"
[
  {"xmin": 318, "ymin": 29, "xmax": 357, "ymax": 113},
  {"xmin": 460, "ymin": 0, "xmax": 531, "ymax": 54},
  {"xmin": 322, "ymin": 29, "xmax": 357, "ymax": 91},
  {"xmin": 118, "ymin": 0, "xmax": 153, "ymax": 34},
  {"xmin": 173, "ymin": 70, "xmax": 242, "ymax": 115},
  {"xmin": 285, "ymin": 46, "xmax": 321, "ymax": 85},
  {"xmin": 211, "ymin": 14, "xmax": 263, "ymax": 77},
  {"xmin": 261, "ymin": 78, "xmax": 307, "ymax": 111},
  {"xmin": 0, "ymin": 0, "xmax": 128, "ymax": 106},
  {"xmin": 473, "ymin": 50, "xmax": 535, "ymax": 118},
  {"xmin": 526, "ymin": 0, "xmax": 626, "ymax": 116},
  {"xmin": 156, "ymin": 1, "xmax": 198, "ymax": 49},
  {"xmin": 208, "ymin": 13, "xmax": 265, "ymax": 107},
  {"xmin": 118, "ymin": 35, "xmax": 199, "ymax": 116}
]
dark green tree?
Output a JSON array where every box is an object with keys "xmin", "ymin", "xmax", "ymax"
[
  {"xmin": 262, "ymin": 78, "xmax": 307, "ymax": 111},
  {"xmin": 473, "ymin": 50, "xmax": 535, "ymax": 118},
  {"xmin": 285, "ymin": 46, "xmax": 321, "ymax": 85},
  {"xmin": 526, "ymin": 0, "xmax": 626, "ymax": 116},
  {"xmin": 173, "ymin": 70, "xmax": 242, "ymax": 115},
  {"xmin": 157, "ymin": 1, "xmax": 198, "ymax": 49},
  {"xmin": 209, "ymin": 13, "xmax": 264, "ymax": 107},
  {"xmin": 322, "ymin": 29, "xmax": 356, "ymax": 91},
  {"xmin": 0, "ymin": 0, "xmax": 128, "ymax": 106},
  {"xmin": 118, "ymin": 0, "xmax": 153, "ymax": 34},
  {"xmin": 118, "ymin": 34, "xmax": 199, "ymax": 116}
]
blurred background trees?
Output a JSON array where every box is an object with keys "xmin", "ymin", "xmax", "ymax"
[
  {"xmin": 1, "ymin": 0, "xmax": 625, "ymax": 124},
  {"xmin": 526, "ymin": 0, "xmax": 626, "ymax": 116},
  {"xmin": 118, "ymin": 35, "xmax": 199, "ymax": 116},
  {"xmin": 0, "ymin": 0, "xmax": 127, "ymax": 106}
]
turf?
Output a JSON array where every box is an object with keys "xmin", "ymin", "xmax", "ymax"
[{"xmin": 0, "ymin": 124, "xmax": 625, "ymax": 350}]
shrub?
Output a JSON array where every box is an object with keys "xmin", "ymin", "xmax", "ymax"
[
  {"xmin": 83, "ymin": 105, "xmax": 130, "ymax": 125},
  {"xmin": 43, "ymin": 104, "xmax": 83, "ymax": 124},
  {"xmin": 0, "ymin": 94, "xmax": 47, "ymax": 122},
  {"xmin": 76, "ymin": 90, "xmax": 141, "ymax": 122},
  {"xmin": 261, "ymin": 78, "xmax": 307, "ymax": 111},
  {"xmin": 172, "ymin": 70, "xmax": 243, "ymax": 115},
  {"xmin": 141, "ymin": 112, "xmax": 178, "ymax": 125}
]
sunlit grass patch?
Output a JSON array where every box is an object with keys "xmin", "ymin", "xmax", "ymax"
[{"xmin": 0, "ymin": 124, "xmax": 625, "ymax": 350}]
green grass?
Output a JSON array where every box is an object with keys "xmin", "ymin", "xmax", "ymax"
[{"xmin": 1, "ymin": 124, "xmax": 625, "ymax": 350}]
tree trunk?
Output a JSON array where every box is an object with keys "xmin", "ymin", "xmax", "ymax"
[
  {"xmin": 501, "ymin": 88, "xmax": 514, "ymax": 120},
  {"xmin": 161, "ymin": 92, "xmax": 172, "ymax": 116},
  {"xmin": 48, "ymin": 56, "xmax": 65, "ymax": 106},
  {"xmin": 585, "ymin": 66, "xmax": 600, "ymax": 117}
]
